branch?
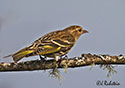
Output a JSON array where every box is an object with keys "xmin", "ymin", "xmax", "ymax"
[{"xmin": 0, "ymin": 53, "xmax": 125, "ymax": 72}]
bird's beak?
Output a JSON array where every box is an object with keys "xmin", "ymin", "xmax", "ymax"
[{"xmin": 83, "ymin": 30, "xmax": 88, "ymax": 33}]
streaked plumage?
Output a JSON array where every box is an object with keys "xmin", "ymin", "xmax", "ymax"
[{"xmin": 4, "ymin": 25, "xmax": 88, "ymax": 63}]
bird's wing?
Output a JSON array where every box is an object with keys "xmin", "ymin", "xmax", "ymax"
[{"xmin": 27, "ymin": 31, "xmax": 75, "ymax": 56}]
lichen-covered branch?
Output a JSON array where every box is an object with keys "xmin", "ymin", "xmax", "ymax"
[{"xmin": 0, "ymin": 53, "xmax": 125, "ymax": 72}]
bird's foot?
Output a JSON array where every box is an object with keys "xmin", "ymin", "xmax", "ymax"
[
  {"xmin": 60, "ymin": 55, "xmax": 68, "ymax": 60},
  {"xmin": 39, "ymin": 55, "xmax": 46, "ymax": 61},
  {"xmin": 64, "ymin": 55, "xmax": 68, "ymax": 59}
]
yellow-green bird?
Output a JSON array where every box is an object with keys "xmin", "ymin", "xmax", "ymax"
[{"xmin": 4, "ymin": 25, "xmax": 88, "ymax": 63}]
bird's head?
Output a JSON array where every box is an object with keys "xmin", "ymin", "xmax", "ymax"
[{"xmin": 64, "ymin": 25, "xmax": 88, "ymax": 41}]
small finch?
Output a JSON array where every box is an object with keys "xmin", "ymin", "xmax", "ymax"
[{"xmin": 4, "ymin": 25, "xmax": 88, "ymax": 63}]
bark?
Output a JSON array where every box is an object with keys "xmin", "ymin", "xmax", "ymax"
[{"xmin": 0, "ymin": 53, "xmax": 125, "ymax": 72}]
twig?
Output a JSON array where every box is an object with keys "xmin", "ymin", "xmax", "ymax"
[{"xmin": 0, "ymin": 53, "xmax": 125, "ymax": 72}]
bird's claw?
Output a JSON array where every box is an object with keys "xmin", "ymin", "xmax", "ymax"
[{"xmin": 39, "ymin": 55, "xmax": 46, "ymax": 61}]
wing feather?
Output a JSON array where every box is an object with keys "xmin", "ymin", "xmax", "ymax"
[{"xmin": 27, "ymin": 31, "xmax": 75, "ymax": 56}]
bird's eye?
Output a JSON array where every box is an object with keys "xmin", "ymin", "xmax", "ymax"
[{"xmin": 78, "ymin": 29, "xmax": 82, "ymax": 32}]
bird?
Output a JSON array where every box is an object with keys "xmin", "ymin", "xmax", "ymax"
[{"xmin": 4, "ymin": 25, "xmax": 88, "ymax": 63}]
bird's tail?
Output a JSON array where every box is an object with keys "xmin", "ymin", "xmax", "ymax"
[{"xmin": 4, "ymin": 47, "xmax": 34, "ymax": 63}]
